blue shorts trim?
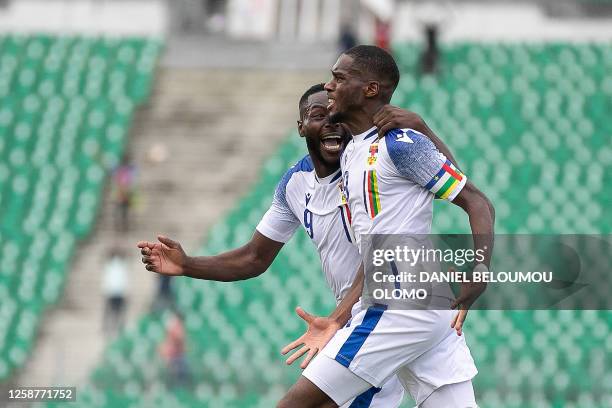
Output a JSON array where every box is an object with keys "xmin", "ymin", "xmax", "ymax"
[
  {"xmin": 334, "ymin": 305, "xmax": 387, "ymax": 368},
  {"xmin": 348, "ymin": 386, "xmax": 382, "ymax": 407}
]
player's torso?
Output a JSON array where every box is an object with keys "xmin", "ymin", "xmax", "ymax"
[
  {"xmin": 340, "ymin": 127, "xmax": 435, "ymax": 247},
  {"xmin": 285, "ymin": 167, "xmax": 361, "ymax": 303}
]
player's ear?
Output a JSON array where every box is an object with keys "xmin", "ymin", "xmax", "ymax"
[
  {"xmin": 364, "ymin": 81, "xmax": 380, "ymax": 99},
  {"xmin": 297, "ymin": 120, "xmax": 305, "ymax": 137}
]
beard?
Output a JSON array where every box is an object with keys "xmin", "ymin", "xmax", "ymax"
[
  {"xmin": 329, "ymin": 99, "xmax": 361, "ymax": 126},
  {"xmin": 305, "ymin": 135, "xmax": 325, "ymax": 163}
]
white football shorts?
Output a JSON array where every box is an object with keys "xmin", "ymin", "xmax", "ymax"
[{"xmin": 304, "ymin": 305, "xmax": 477, "ymax": 406}]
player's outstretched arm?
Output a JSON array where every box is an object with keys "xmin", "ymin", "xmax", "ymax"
[
  {"xmin": 373, "ymin": 104, "xmax": 461, "ymax": 168},
  {"xmin": 281, "ymin": 264, "xmax": 364, "ymax": 368},
  {"xmin": 451, "ymin": 182, "xmax": 495, "ymax": 335},
  {"xmin": 137, "ymin": 231, "xmax": 284, "ymax": 281}
]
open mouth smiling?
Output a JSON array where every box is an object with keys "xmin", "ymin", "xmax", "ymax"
[{"xmin": 320, "ymin": 133, "xmax": 343, "ymax": 154}]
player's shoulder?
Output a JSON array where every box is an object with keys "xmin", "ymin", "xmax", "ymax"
[
  {"xmin": 379, "ymin": 128, "xmax": 446, "ymax": 180},
  {"xmin": 382, "ymin": 128, "xmax": 431, "ymax": 150},
  {"xmin": 277, "ymin": 155, "xmax": 314, "ymax": 192},
  {"xmin": 382, "ymin": 128, "xmax": 436, "ymax": 160}
]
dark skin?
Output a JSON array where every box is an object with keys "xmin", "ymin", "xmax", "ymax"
[
  {"xmin": 298, "ymin": 92, "xmax": 348, "ymax": 178},
  {"xmin": 326, "ymin": 53, "xmax": 391, "ymax": 134},
  {"xmin": 280, "ymin": 53, "xmax": 495, "ymax": 408}
]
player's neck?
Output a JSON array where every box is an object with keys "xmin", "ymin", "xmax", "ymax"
[
  {"xmin": 343, "ymin": 103, "xmax": 384, "ymax": 135},
  {"xmin": 309, "ymin": 154, "xmax": 339, "ymax": 179}
]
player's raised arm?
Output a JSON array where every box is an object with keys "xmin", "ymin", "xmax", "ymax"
[{"xmin": 138, "ymin": 231, "xmax": 284, "ymax": 281}]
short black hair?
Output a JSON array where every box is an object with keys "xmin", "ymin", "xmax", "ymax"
[
  {"xmin": 344, "ymin": 45, "xmax": 400, "ymax": 101},
  {"xmin": 299, "ymin": 83, "xmax": 325, "ymax": 118}
]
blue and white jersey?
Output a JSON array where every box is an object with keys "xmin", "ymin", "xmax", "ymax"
[
  {"xmin": 340, "ymin": 127, "xmax": 467, "ymax": 248},
  {"xmin": 257, "ymin": 156, "xmax": 360, "ymax": 303},
  {"xmin": 321, "ymin": 127, "xmax": 477, "ymax": 406}
]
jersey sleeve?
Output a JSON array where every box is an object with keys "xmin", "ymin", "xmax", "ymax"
[
  {"xmin": 385, "ymin": 128, "xmax": 467, "ymax": 202},
  {"xmin": 256, "ymin": 171, "xmax": 301, "ymax": 243}
]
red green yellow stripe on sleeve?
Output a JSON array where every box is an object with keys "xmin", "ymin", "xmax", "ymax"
[{"xmin": 425, "ymin": 160, "xmax": 467, "ymax": 201}]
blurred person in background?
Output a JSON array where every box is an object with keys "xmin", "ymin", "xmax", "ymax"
[
  {"xmin": 375, "ymin": 17, "xmax": 391, "ymax": 52},
  {"xmin": 414, "ymin": 1, "xmax": 452, "ymax": 76},
  {"xmin": 151, "ymin": 275, "xmax": 175, "ymax": 313},
  {"xmin": 339, "ymin": 23, "xmax": 357, "ymax": 53},
  {"xmin": 102, "ymin": 247, "xmax": 129, "ymax": 336},
  {"xmin": 112, "ymin": 153, "xmax": 137, "ymax": 232},
  {"xmin": 420, "ymin": 24, "xmax": 440, "ymax": 75},
  {"xmin": 159, "ymin": 310, "xmax": 191, "ymax": 388}
]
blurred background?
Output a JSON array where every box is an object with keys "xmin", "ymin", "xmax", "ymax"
[{"xmin": 0, "ymin": 0, "xmax": 610, "ymax": 407}]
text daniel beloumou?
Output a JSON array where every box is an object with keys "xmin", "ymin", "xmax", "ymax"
[{"xmin": 370, "ymin": 247, "xmax": 554, "ymax": 284}]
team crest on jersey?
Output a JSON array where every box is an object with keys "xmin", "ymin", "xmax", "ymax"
[
  {"xmin": 367, "ymin": 142, "xmax": 379, "ymax": 166},
  {"xmin": 338, "ymin": 181, "xmax": 348, "ymax": 205}
]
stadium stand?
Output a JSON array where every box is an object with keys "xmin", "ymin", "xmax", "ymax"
[
  {"xmin": 0, "ymin": 34, "xmax": 161, "ymax": 381},
  {"xmin": 49, "ymin": 42, "xmax": 611, "ymax": 407}
]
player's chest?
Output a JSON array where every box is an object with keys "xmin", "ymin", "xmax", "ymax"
[
  {"xmin": 286, "ymin": 182, "xmax": 345, "ymax": 242},
  {"xmin": 341, "ymin": 140, "xmax": 388, "ymax": 214}
]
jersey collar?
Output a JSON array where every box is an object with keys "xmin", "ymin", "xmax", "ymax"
[
  {"xmin": 352, "ymin": 126, "xmax": 378, "ymax": 143},
  {"xmin": 315, "ymin": 168, "xmax": 342, "ymax": 184}
]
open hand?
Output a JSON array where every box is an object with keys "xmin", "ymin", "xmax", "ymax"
[{"xmin": 281, "ymin": 307, "xmax": 342, "ymax": 369}]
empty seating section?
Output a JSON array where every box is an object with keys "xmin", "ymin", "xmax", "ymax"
[
  {"xmin": 393, "ymin": 43, "xmax": 611, "ymax": 235},
  {"xmin": 0, "ymin": 35, "xmax": 161, "ymax": 380},
  {"xmin": 52, "ymin": 43, "xmax": 610, "ymax": 407}
]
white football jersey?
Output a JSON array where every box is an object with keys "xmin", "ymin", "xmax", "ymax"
[
  {"xmin": 256, "ymin": 156, "xmax": 360, "ymax": 303},
  {"xmin": 340, "ymin": 127, "xmax": 467, "ymax": 247},
  {"xmin": 315, "ymin": 126, "xmax": 478, "ymax": 406},
  {"xmin": 257, "ymin": 155, "xmax": 406, "ymax": 406}
]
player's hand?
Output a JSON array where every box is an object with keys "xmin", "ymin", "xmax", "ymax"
[
  {"xmin": 451, "ymin": 281, "xmax": 486, "ymax": 336},
  {"xmin": 137, "ymin": 235, "xmax": 187, "ymax": 276},
  {"xmin": 281, "ymin": 307, "xmax": 342, "ymax": 369},
  {"xmin": 373, "ymin": 105, "xmax": 424, "ymax": 139}
]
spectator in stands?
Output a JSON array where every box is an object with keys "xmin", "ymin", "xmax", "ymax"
[
  {"xmin": 159, "ymin": 310, "xmax": 191, "ymax": 388},
  {"xmin": 112, "ymin": 153, "xmax": 137, "ymax": 232},
  {"xmin": 414, "ymin": 1, "xmax": 450, "ymax": 76},
  {"xmin": 420, "ymin": 24, "xmax": 440, "ymax": 75},
  {"xmin": 102, "ymin": 247, "xmax": 129, "ymax": 336}
]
